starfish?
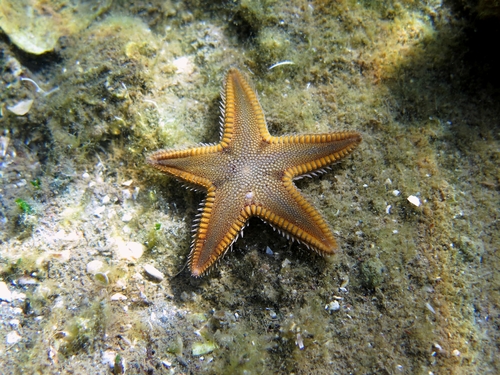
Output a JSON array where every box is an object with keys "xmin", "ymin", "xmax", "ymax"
[{"xmin": 147, "ymin": 68, "xmax": 361, "ymax": 277}]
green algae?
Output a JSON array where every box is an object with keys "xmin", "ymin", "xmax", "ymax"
[{"xmin": 0, "ymin": 0, "xmax": 112, "ymax": 54}]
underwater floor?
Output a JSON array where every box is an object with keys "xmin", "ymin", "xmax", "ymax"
[{"xmin": 1, "ymin": 1, "xmax": 499, "ymax": 374}]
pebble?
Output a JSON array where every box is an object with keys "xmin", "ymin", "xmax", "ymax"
[
  {"xmin": 452, "ymin": 349, "xmax": 461, "ymax": 357},
  {"xmin": 122, "ymin": 189, "xmax": 132, "ymax": 200},
  {"xmin": 115, "ymin": 240, "xmax": 145, "ymax": 261},
  {"xmin": 407, "ymin": 195, "xmax": 421, "ymax": 207},
  {"xmin": 295, "ymin": 333, "xmax": 304, "ymax": 350},
  {"xmin": 143, "ymin": 264, "xmax": 164, "ymax": 281},
  {"xmin": 18, "ymin": 276, "xmax": 37, "ymax": 285},
  {"xmin": 325, "ymin": 301, "xmax": 340, "ymax": 313},
  {"xmin": 392, "ymin": 190, "xmax": 401, "ymax": 196},
  {"xmin": 94, "ymin": 206, "xmax": 105, "ymax": 216},
  {"xmin": 110, "ymin": 293, "xmax": 127, "ymax": 301},
  {"xmin": 6, "ymin": 331, "xmax": 22, "ymax": 344},
  {"xmin": 102, "ymin": 350, "xmax": 117, "ymax": 367},
  {"xmin": 265, "ymin": 246, "xmax": 273, "ymax": 255},
  {"xmin": 101, "ymin": 195, "xmax": 110, "ymax": 204},
  {"xmin": 121, "ymin": 213, "xmax": 133, "ymax": 222},
  {"xmin": 82, "ymin": 172, "xmax": 90, "ymax": 179},
  {"xmin": 86, "ymin": 260, "xmax": 104, "ymax": 274},
  {"xmin": 0, "ymin": 281, "xmax": 12, "ymax": 302}
]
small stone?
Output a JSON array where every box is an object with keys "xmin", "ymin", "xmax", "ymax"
[
  {"xmin": 18, "ymin": 276, "xmax": 37, "ymax": 285},
  {"xmin": 111, "ymin": 293, "xmax": 127, "ymax": 301},
  {"xmin": 407, "ymin": 195, "xmax": 421, "ymax": 207},
  {"xmin": 265, "ymin": 246, "xmax": 273, "ymax": 255},
  {"xmin": 295, "ymin": 333, "xmax": 304, "ymax": 350},
  {"xmin": 94, "ymin": 206, "xmax": 105, "ymax": 216},
  {"xmin": 115, "ymin": 240, "xmax": 145, "ymax": 261},
  {"xmin": 452, "ymin": 349, "xmax": 461, "ymax": 357},
  {"xmin": 102, "ymin": 195, "xmax": 111, "ymax": 204},
  {"xmin": 9, "ymin": 319, "xmax": 20, "ymax": 328},
  {"xmin": 173, "ymin": 56, "xmax": 195, "ymax": 75},
  {"xmin": 121, "ymin": 213, "xmax": 133, "ymax": 222},
  {"xmin": 325, "ymin": 301, "xmax": 340, "ymax": 313},
  {"xmin": 82, "ymin": 172, "xmax": 90, "ymax": 179},
  {"xmin": 6, "ymin": 331, "xmax": 22, "ymax": 344},
  {"xmin": 192, "ymin": 341, "xmax": 216, "ymax": 356},
  {"xmin": 87, "ymin": 260, "xmax": 104, "ymax": 274},
  {"xmin": 122, "ymin": 189, "xmax": 132, "ymax": 200},
  {"xmin": 392, "ymin": 190, "xmax": 401, "ymax": 196},
  {"xmin": 11, "ymin": 291, "xmax": 26, "ymax": 301},
  {"xmin": 282, "ymin": 258, "xmax": 291, "ymax": 268},
  {"xmin": 0, "ymin": 281, "xmax": 12, "ymax": 302},
  {"xmin": 143, "ymin": 264, "xmax": 164, "ymax": 281},
  {"xmin": 102, "ymin": 350, "xmax": 117, "ymax": 368}
]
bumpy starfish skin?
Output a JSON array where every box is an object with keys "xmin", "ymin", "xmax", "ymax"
[{"xmin": 147, "ymin": 68, "xmax": 361, "ymax": 276}]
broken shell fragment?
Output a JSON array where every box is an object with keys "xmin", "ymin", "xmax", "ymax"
[{"xmin": 7, "ymin": 99, "xmax": 33, "ymax": 116}]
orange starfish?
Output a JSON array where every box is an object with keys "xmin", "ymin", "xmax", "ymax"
[{"xmin": 147, "ymin": 68, "xmax": 361, "ymax": 276}]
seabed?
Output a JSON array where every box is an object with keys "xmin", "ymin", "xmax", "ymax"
[{"xmin": 0, "ymin": 1, "xmax": 498, "ymax": 374}]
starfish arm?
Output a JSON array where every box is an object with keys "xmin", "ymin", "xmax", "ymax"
[
  {"xmin": 270, "ymin": 131, "xmax": 362, "ymax": 178},
  {"xmin": 147, "ymin": 146, "xmax": 228, "ymax": 189},
  {"xmin": 252, "ymin": 180, "xmax": 338, "ymax": 255},
  {"xmin": 189, "ymin": 187, "xmax": 249, "ymax": 276},
  {"xmin": 222, "ymin": 68, "xmax": 272, "ymax": 151}
]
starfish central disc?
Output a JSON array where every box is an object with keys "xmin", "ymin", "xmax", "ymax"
[{"xmin": 147, "ymin": 68, "xmax": 361, "ymax": 277}]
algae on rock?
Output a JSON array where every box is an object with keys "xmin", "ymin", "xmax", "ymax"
[{"xmin": 0, "ymin": 0, "xmax": 112, "ymax": 54}]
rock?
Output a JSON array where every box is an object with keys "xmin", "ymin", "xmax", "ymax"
[
  {"xmin": 102, "ymin": 350, "xmax": 116, "ymax": 368},
  {"xmin": 0, "ymin": 0, "xmax": 112, "ymax": 54},
  {"xmin": 325, "ymin": 301, "xmax": 340, "ymax": 313},
  {"xmin": 143, "ymin": 264, "xmax": 164, "ymax": 281},
  {"xmin": 0, "ymin": 281, "xmax": 12, "ymax": 302},
  {"xmin": 6, "ymin": 331, "xmax": 22, "ymax": 344},
  {"xmin": 110, "ymin": 293, "xmax": 127, "ymax": 301},
  {"xmin": 407, "ymin": 195, "xmax": 421, "ymax": 207},
  {"xmin": 115, "ymin": 240, "xmax": 145, "ymax": 261},
  {"xmin": 192, "ymin": 341, "xmax": 216, "ymax": 356},
  {"xmin": 121, "ymin": 213, "xmax": 133, "ymax": 222},
  {"xmin": 86, "ymin": 260, "xmax": 104, "ymax": 274}
]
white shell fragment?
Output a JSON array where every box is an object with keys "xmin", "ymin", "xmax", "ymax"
[
  {"xmin": 7, "ymin": 99, "xmax": 33, "ymax": 116},
  {"xmin": 407, "ymin": 195, "xmax": 421, "ymax": 207},
  {"xmin": 0, "ymin": 281, "xmax": 12, "ymax": 302},
  {"xmin": 143, "ymin": 264, "xmax": 164, "ymax": 281}
]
